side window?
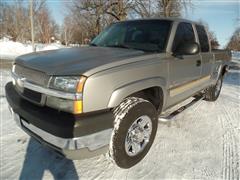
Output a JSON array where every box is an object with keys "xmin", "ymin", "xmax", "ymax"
[
  {"xmin": 172, "ymin": 22, "xmax": 195, "ymax": 52},
  {"xmin": 196, "ymin": 25, "xmax": 210, "ymax": 52}
]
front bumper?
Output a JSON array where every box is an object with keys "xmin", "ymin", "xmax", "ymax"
[{"xmin": 6, "ymin": 82, "xmax": 114, "ymax": 159}]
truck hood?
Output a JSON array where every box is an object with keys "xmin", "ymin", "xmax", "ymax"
[{"xmin": 15, "ymin": 47, "xmax": 145, "ymax": 76}]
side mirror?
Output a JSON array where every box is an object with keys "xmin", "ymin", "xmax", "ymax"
[{"xmin": 174, "ymin": 42, "xmax": 200, "ymax": 55}]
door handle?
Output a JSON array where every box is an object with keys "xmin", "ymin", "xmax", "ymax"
[{"xmin": 196, "ymin": 60, "xmax": 201, "ymax": 67}]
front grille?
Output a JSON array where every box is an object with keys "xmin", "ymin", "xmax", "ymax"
[
  {"xmin": 14, "ymin": 64, "xmax": 49, "ymax": 105},
  {"xmin": 15, "ymin": 65, "xmax": 49, "ymax": 86},
  {"xmin": 22, "ymin": 88, "xmax": 42, "ymax": 103}
]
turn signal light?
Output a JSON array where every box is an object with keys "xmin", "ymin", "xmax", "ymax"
[
  {"xmin": 73, "ymin": 100, "xmax": 83, "ymax": 114},
  {"xmin": 76, "ymin": 76, "xmax": 87, "ymax": 93}
]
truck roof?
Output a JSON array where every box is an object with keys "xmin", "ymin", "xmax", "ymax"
[{"xmin": 119, "ymin": 17, "xmax": 201, "ymax": 26}]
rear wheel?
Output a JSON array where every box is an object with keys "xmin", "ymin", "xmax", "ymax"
[
  {"xmin": 204, "ymin": 75, "xmax": 223, "ymax": 101},
  {"xmin": 109, "ymin": 97, "xmax": 158, "ymax": 169}
]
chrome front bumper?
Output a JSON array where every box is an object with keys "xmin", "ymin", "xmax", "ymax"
[{"xmin": 10, "ymin": 107, "xmax": 112, "ymax": 159}]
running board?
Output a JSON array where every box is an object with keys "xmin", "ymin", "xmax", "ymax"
[{"xmin": 158, "ymin": 95, "xmax": 204, "ymax": 122}]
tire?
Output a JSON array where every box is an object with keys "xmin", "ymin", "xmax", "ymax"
[
  {"xmin": 109, "ymin": 97, "xmax": 158, "ymax": 169},
  {"xmin": 204, "ymin": 75, "xmax": 223, "ymax": 101}
]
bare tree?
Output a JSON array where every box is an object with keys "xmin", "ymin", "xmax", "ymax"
[
  {"xmin": 68, "ymin": 0, "xmax": 135, "ymax": 36},
  {"xmin": 131, "ymin": 0, "xmax": 156, "ymax": 18},
  {"xmin": 36, "ymin": 5, "xmax": 58, "ymax": 43},
  {"xmin": 62, "ymin": 16, "xmax": 83, "ymax": 45},
  {"xmin": 227, "ymin": 27, "xmax": 240, "ymax": 51},
  {"xmin": 208, "ymin": 31, "xmax": 220, "ymax": 49},
  {"xmin": 132, "ymin": 0, "xmax": 192, "ymax": 18},
  {"xmin": 63, "ymin": 0, "xmax": 193, "ymax": 44},
  {"xmin": 1, "ymin": 0, "xmax": 30, "ymax": 41},
  {"xmin": 0, "ymin": 0, "xmax": 58, "ymax": 43},
  {"xmin": 0, "ymin": 2, "xmax": 11, "ymax": 38},
  {"xmin": 158, "ymin": 0, "xmax": 182, "ymax": 17}
]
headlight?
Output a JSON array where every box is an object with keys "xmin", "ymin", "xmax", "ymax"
[
  {"xmin": 49, "ymin": 76, "xmax": 87, "ymax": 93},
  {"xmin": 48, "ymin": 76, "xmax": 87, "ymax": 114}
]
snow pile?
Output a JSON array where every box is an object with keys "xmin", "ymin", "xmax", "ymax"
[
  {"xmin": 0, "ymin": 40, "xmax": 32, "ymax": 60},
  {"xmin": 232, "ymin": 51, "xmax": 240, "ymax": 60},
  {"xmin": 0, "ymin": 38, "xmax": 65, "ymax": 60},
  {"xmin": 34, "ymin": 43, "xmax": 65, "ymax": 52}
]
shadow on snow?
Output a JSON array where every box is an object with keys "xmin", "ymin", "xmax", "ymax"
[{"xmin": 20, "ymin": 138, "xmax": 79, "ymax": 180}]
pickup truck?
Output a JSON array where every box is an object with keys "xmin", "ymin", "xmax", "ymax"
[{"xmin": 6, "ymin": 18, "xmax": 231, "ymax": 169}]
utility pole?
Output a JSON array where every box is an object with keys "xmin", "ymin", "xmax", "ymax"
[
  {"xmin": 64, "ymin": 27, "xmax": 68, "ymax": 46},
  {"xmin": 29, "ymin": 0, "xmax": 35, "ymax": 52}
]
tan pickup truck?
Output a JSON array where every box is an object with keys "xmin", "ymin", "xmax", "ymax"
[{"xmin": 6, "ymin": 18, "xmax": 231, "ymax": 168}]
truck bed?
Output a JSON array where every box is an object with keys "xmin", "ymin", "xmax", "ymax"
[{"xmin": 213, "ymin": 49, "xmax": 232, "ymax": 61}]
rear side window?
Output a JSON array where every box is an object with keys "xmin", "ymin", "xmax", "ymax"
[
  {"xmin": 172, "ymin": 22, "xmax": 195, "ymax": 52},
  {"xmin": 196, "ymin": 25, "xmax": 210, "ymax": 52}
]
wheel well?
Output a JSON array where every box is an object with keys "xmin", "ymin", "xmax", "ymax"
[
  {"xmin": 221, "ymin": 65, "xmax": 228, "ymax": 76},
  {"xmin": 129, "ymin": 87, "xmax": 163, "ymax": 112}
]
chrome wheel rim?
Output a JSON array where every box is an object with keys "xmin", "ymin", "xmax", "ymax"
[
  {"xmin": 215, "ymin": 78, "xmax": 222, "ymax": 96},
  {"xmin": 125, "ymin": 115, "xmax": 152, "ymax": 157}
]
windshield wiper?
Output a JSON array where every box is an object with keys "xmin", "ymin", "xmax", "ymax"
[
  {"xmin": 106, "ymin": 44, "xmax": 158, "ymax": 52},
  {"xmin": 106, "ymin": 44, "xmax": 130, "ymax": 49}
]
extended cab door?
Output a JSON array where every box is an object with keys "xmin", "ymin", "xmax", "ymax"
[
  {"xmin": 195, "ymin": 25, "xmax": 214, "ymax": 78},
  {"xmin": 167, "ymin": 22, "xmax": 202, "ymax": 107}
]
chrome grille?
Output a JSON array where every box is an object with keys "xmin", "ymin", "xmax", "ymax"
[{"xmin": 15, "ymin": 65, "xmax": 49, "ymax": 86}]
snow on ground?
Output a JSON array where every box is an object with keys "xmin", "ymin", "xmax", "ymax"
[
  {"xmin": 0, "ymin": 62, "xmax": 239, "ymax": 180},
  {"xmin": 0, "ymin": 38, "xmax": 65, "ymax": 60},
  {"xmin": 232, "ymin": 51, "xmax": 240, "ymax": 60}
]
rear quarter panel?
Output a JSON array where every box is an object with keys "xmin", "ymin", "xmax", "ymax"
[{"xmin": 211, "ymin": 50, "xmax": 231, "ymax": 84}]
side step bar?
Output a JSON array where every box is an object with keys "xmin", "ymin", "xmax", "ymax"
[{"xmin": 158, "ymin": 95, "xmax": 204, "ymax": 122}]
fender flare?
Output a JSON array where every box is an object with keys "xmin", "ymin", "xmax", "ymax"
[
  {"xmin": 216, "ymin": 64, "xmax": 228, "ymax": 79},
  {"xmin": 107, "ymin": 77, "xmax": 167, "ymax": 109}
]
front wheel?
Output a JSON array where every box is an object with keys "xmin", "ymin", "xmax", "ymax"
[
  {"xmin": 204, "ymin": 75, "xmax": 223, "ymax": 101},
  {"xmin": 109, "ymin": 97, "xmax": 158, "ymax": 169}
]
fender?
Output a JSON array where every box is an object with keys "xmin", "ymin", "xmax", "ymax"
[{"xmin": 108, "ymin": 77, "xmax": 167, "ymax": 109}]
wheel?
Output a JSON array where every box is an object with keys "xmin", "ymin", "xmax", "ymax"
[
  {"xmin": 204, "ymin": 75, "xmax": 223, "ymax": 101},
  {"xmin": 109, "ymin": 97, "xmax": 158, "ymax": 169}
]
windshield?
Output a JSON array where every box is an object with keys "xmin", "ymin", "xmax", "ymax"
[{"xmin": 91, "ymin": 20, "xmax": 172, "ymax": 52}]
